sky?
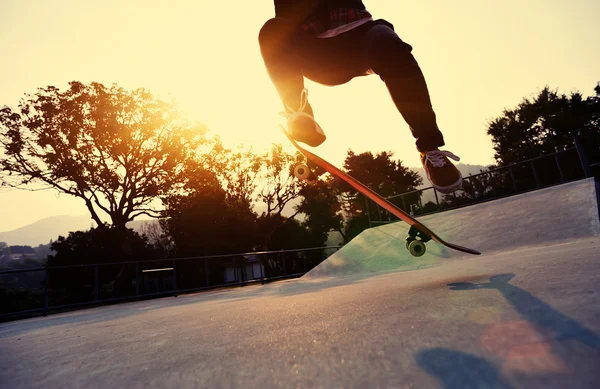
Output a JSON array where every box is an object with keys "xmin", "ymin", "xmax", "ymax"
[{"xmin": 0, "ymin": 0, "xmax": 599, "ymax": 232}]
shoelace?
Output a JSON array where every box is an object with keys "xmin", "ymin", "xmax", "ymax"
[
  {"xmin": 425, "ymin": 150, "xmax": 460, "ymax": 167},
  {"xmin": 280, "ymin": 88, "xmax": 309, "ymax": 120}
]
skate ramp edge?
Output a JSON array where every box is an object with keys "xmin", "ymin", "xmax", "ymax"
[{"xmin": 306, "ymin": 178, "xmax": 600, "ymax": 279}]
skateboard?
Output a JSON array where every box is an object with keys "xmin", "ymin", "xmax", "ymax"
[{"xmin": 281, "ymin": 125, "xmax": 481, "ymax": 257}]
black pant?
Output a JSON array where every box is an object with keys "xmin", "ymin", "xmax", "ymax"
[{"xmin": 258, "ymin": 18, "xmax": 445, "ymax": 152}]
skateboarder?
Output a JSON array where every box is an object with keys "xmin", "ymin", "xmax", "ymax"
[{"xmin": 259, "ymin": 1, "xmax": 463, "ymax": 193}]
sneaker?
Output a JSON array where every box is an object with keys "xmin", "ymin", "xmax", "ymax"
[
  {"xmin": 420, "ymin": 149, "xmax": 463, "ymax": 193},
  {"xmin": 280, "ymin": 88, "xmax": 326, "ymax": 147}
]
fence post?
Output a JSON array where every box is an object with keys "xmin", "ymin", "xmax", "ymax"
[
  {"xmin": 554, "ymin": 154, "xmax": 565, "ymax": 183},
  {"xmin": 375, "ymin": 200, "xmax": 383, "ymax": 222},
  {"xmin": 282, "ymin": 250, "xmax": 287, "ymax": 276},
  {"xmin": 172, "ymin": 260, "xmax": 178, "ymax": 297},
  {"xmin": 94, "ymin": 265, "xmax": 99, "ymax": 302},
  {"xmin": 204, "ymin": 258, "xmax": 209, "ymax": 287},
  {"xmin": 240, "ymin": 256, "xmax": 247, "ymax": 284},
  {"xmin": 43, "ymin": 269, "xmax": 49, "ymax": 317},
  {"xmin": 509, "ymin": 167, "xmax": 517, "ymax": 192},
  {"xmin": 364, "ymin": 196, "xmax": 373, "ymax": 227},
  {"xmin": 574, "ymin": 135, "xmax": 592, "ymax": 178},
  {"xmin": 488, "ymin": 172, "xmax": 497, "ymax": 197},
  {"xmin": 135, "ymin": 262, "xmax": 140, "ymax": 297},
  {"xmin": 530, "ymin": 161, "xmax": 541, "ymax": 188}
]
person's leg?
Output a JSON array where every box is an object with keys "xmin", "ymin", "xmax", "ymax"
[
  {"xmin": 258, "ymin": 18, "xmax": 308, "ymax": 111},
  {"xmin": 259, "ymin": 18, "xmax": 328, "ymax": 146},
  {"xmin": 359, "ymin": 21, "xmax": 445, "ymax": 153},
  {"xmin": 356, "ymin": 21, "xmax": 462, "ymax": 192},
  {"xmin": 258, "ymin": 18, "xmax": 365, "ymax": 146},
  {"xmin": 259, "ymin": 18, "xmax": 365, "ymax": 107}
]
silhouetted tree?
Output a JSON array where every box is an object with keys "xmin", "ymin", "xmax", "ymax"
[
  {"xmin": 487, "ymin": 83, "xmax": 600, "ymax": 166},
  {"xmin": 3, "ymin": 245, "xmax": 35, "ymax": 255},
  {"xmin": 340, "ymin": 150, "xmax": 423, "ymax": 240},
  {"xmin": 257, "ymin": 144, "xmax": 304, "ymax": 217},
  {"xmin": 46, "ymin": 225, "xmax": 156, "ymax": 303},
  {"xmin": 255, "ymin": 145, "xmax": 307, "ymax": 250},
  {"xmin": 163, "ymin": 168, "xmax": 258, "ymax": 257},
  {"xmin": 200, "ymin": 138, "xmax": 263, "ymax": 206},
  {"xmin": 343, "ymin": 151, "xmax": 423, "ymax": 197},
  {"xmin": 0, "ymin": 81, "xmax": 207, "ymax": 231},
  {"xmin": 48, "ymin": 226, "xmax": 153, "ymax": 266},
  {"xmin": 296, "ymin": 177, "xmax": 344, "ymax": 244},
  {"xmin": 139, "ymin": 221, "xmax": 175, "ymax": 259}
]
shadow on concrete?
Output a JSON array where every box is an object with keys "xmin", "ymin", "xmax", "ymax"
[
  {"xmin": 416, "ymin": 348, "xmax": 514, "ymax": 389},
  {"xmin": 419, "ymin": 273, "xmax": 600, "ymax": 388},
  {"xmin": 448, "ymin": 273, "xmax": 600, "ymax": 350}
]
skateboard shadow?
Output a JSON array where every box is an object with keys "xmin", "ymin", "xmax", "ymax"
[
  {"xmin": 447, "ymin": 273, "xmax": 600, "ymax": 350},
  {"xmin": 414, "ymin": 274, "xmax": 600, "ymax": 388},
  {"xmin": 416, "ymin": 348, "xmax": 515, "ymax": 389}
]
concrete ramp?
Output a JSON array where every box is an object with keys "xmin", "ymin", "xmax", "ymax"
[{"xmin": 307, "ymin": 178, "xmax": 600, "ymax": 278}]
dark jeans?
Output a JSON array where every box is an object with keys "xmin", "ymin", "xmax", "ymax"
[{"xmin": 258, "ymin": 18, "xmax": 445, "ymax": 152}]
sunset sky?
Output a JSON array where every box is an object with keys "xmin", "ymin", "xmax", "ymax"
[{"xmin": 1, "ymin": 0, "xmax": 599, "ymax": 231}]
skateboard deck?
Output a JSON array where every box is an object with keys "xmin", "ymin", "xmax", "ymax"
[{"xmin": 281, "ymin": 126, "xmax": 481, "ymax": 256}]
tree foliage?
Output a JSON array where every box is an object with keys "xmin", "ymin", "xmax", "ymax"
[
  {"xmin": 161, "ymin": 143, "xmax": 345, "ymax": 255},
  {"xmin": 46, "ymin": 226, "xmax": 158, "ymax": 303},
  {"xmin": 296, "ymin": 177, "xmax": 344, "ymax": 244},
  {"xmin": 343, "ymin": 151, "xmax": 423, "ymax": 197},
  {"xmin": 48, "ymin": 225, "xmax": 154, "ymax": 266},
  {"xmin": 203, "ymin": 138, "xmax": 262, "ymax": 206},
  {"xmin": 257, "ymin": 144, "xmax": 304, "ymax": 217},
  {"xmin": 0, "ymin": 81, "xmax": 207, "ymax": 229},
  {"xmin": 139, "ymin": 221, "xmax": 175, "ymax": 259},
  {"xmin": 162, "ymin": 166, "xmax": 258, "ymax": 257},
  {"xmin": 487, "ymin": 83, "xmax": 600, "ymax": 166},
  {"xmin": 339, "ymin": 150, "xmax": 422, "ymax": 239}
]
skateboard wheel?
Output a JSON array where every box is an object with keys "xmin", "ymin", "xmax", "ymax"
[
  {"xmin": 294, "ymin": 163, "xmax": 311, "ymax": 181},
  {"xmin": 405, "ymin": 238, "xmax": 415, "ymax": 250},
  {"xmin": 407, "ymin": 239, "xmax": 426, "ymax": 257}
]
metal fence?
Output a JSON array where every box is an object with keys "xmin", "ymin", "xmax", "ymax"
[
  {"xmin": 0, "ymin": 245, "xmax": 341, "ymax": 320},
  {"xmin": 365, "ymin": 136, "xmax": 598, "ymax": 226},
  {"xmin": 2, "ymin": 138, "xmax": 598, "ymax": 320}
]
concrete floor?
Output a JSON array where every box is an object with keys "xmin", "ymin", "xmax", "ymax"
[{"xmin": 1, "ymin": 237, "xmax": 599, "ymax": 388}]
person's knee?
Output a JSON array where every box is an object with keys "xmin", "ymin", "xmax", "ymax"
[
  {"xmin": 366, "ymin": 25, "xmax": 416, "ymax": 75},
  {"xmin": 259, "ymin": 17, "xmax": 293, "ymax": 47}
]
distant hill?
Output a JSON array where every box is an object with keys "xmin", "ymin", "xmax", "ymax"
[
  {"xmin": 0, "ymin": 216, "xmax": 154, "ymax": 247},
  {"xmin": 0, "ymin": 215, "xmax": 94, "ymax": 246}
]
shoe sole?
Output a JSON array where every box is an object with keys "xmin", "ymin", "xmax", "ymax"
[
  {"xmin": 295, "ymin": 133, "xmax": 326, "ymax": 148},
  {"xmin": 432, "ymin": 176, "xmax": 463, "ymax": 194}
]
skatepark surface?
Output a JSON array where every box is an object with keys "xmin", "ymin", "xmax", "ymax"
[{"xmin": 1, "ymin": 178, "xmax": 599, "ymax": 388}]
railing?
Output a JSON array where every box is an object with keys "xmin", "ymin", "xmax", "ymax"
[
  {"xmin": 365, "ymin": 136, "xmax": 598, "ymax": 226},
  {"xmin": 0, "ymin": 245, "xmax": 341, "ymax": 320},
  {"xmin": 2, "ymin": 138, "xmax": 597, "ymax": 320}
]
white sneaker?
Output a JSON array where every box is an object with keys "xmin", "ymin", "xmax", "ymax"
[{"xmin": 280, "ymin": 89, "xmax": 326, "ymax": 147}]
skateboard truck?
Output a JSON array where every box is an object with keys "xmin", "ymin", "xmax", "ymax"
[{"xmin": 405, "ymin": 226, "xmax": 432, "ymax": 257}]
